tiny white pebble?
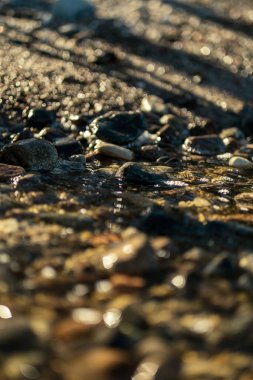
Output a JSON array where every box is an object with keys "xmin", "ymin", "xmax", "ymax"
[{"xmin": 229, "ymin": 156, "xmax": 253, "ymax": 169}]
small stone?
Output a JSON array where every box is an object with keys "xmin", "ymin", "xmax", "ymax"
[
  {"xmin": 220, "ymin": 127, "xmax": 245, "ymax": 140},
  {"xmin": 0, "ymin": 138, "xmax": 58, "ymax": 171},
  {"xmin": 53, "ymin": 158, "xmax": 85, "ymax": 173},
  {"xmin": 88, "ymin": 111, "xmax": 147, "ymax": 146},
  {"xmin": 157, "ymin": 115, "xmax": 189, "ymax": 146},
  {"xmin": 12, "ymin": 127, "xmax": 33, "ymax": 143},
  {"xmin": 37, "ymin": 127, "xmax": 66, "ymax": 142},
  {"xmin": 240, "ymin": 105, "xmax": 253, "ymax": 137},
  {"xmin": 116, "ymin": 162, "xmax": 168, "ymax": 185},
  {"xmin": 0, "ymin": 163, "xmax": 25, "ymax": 181},
  {"xmin": 96, "ymin": 141, "xmax": 134, "ymax": 161},
  {"xmin": 27, "ymin": 109, "xmax": 56, "ymax": 129},
  {"xmin": 139, "ymin": 145, "xmax": 165, "ymax": 161},
  {"xmin": 54, "ymin": 137, "xmax": 83, "ymax": 158},
  {"xmin": 183, "ymin": 135, "xmax": 226, "ymax": 156},
  {"xmin": 229, "ymin": 156, "xmax": 253, "ymax": 169},
  {"xmin": 91, "ymin": 51, "xmax": 118, "ymax": 65}
]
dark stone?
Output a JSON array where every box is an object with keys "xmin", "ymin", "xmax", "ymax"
[
  {"xmin": 27, "ymin": 108, "xmax": 56, "ymax": 129},
  {"xmin": 88, "ymin": 111, "xmax": 147, "ymax": 146},
  {"xmin": 92, "ymin": 51, "xmax": 118, "ymax": 65},
  {"xmin": 12, "ymin": 127, "xmax": 33, "ymax": 143},
  {"xmin": 183, "ymin": 135, "xmax": 226, "ymax": 156},
  {"xmin": 139, "ymin": 145, "xmax": 165, "ymax": 161},
  {"xmin": 54, "ymin": 137, "xmax": 84, "ymax": 157},
  {"xmin": 240, "ymin": 105, "xmax": 253, "ymax": 137},
  {"xmin": 116, "ymin": 163, "xmax": 167, "ymax": 185},
  {"xmin": 38, "ymin": 127, "xmax": 67, "ymax": 142},
  {"xmin": 135, "ymin": 205, "xmax": 181, "ymax": 236},
  {"xmin": 0, "ymin": 138, "xmax": 58, "ymax": 171},
  {"xmin": 0, "ymin": 319, "xmax": 39, "ymax": 353},
  {"xmin": 157, "ymin": 116, "xmax": 189, "ymax": 146}
]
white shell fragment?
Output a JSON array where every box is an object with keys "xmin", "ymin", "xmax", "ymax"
[
  {"xmin": 229, "ymin": 156, "xmax": 253, "ymax": 169},
  {"xmin": 96, "ymin": 141, "xmax": 134, "ymax": 161}
]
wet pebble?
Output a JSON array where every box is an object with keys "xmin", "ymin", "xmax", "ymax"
[
  {"xmin": 27, "ymin": 108, "xmax": 56, "ymax": 129},
  {"xmin": 240, "ymin": 105, "xmax": 253, "ymax": 137},
  {"xmin": 157, "ymin": 115, "xmax": 189, "ymax": 146},
  {"xmin": 0, "ymin": 138, "xmax": 59, "ymax": 171},
  {"xmin": 37, "ymin": 127, "xmax": 67, "ymax": 142},
  {"xmin": 0, "ymin": 163, "xmax": 25, "ymax": 181},
  {"xmin": 96, "ymin": 141, "xmax": 134, "ymax": 161},
  {"xmin": 88, "ymin": 111, "xmax": 147, "ymax": 146},
  {"xmin": 183, "ymin": 135, "xmax": 225, "ymax": 156},
  {"xmin": 229, "ymin": 156, "xmax": 253, "ymax": 169},
  {"xmin": 54, "ymin": 137, "xmax": 83, "ymax": 158},
  {"xmin": 116, "ymin": 162, "xmax": 168, "ymax": 185}
]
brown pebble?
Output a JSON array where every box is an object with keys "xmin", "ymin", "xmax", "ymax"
[{"xmin": 0, "ymin": 163, "xmax": 25, "ymax": 181}]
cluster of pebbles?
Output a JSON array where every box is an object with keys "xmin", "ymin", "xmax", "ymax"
[
  {"xmin": 1, "ymin": 0, "xmax": 253, "ymax": 379},
  {"xmin": 1, "ymin": 104, "xmax": 253, "ymax": 380}
]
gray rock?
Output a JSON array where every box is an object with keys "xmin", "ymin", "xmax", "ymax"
[
  {"xmin": 116, "ymin": 162, "xmax": 168, "ymax": 185},
  {"xmin": 88, "ymin": 111, "xmax": 148, "ymax": 146},
  {"xmin": 0, "ymin": 138, "xmax": 58, "ymax": 171},
  {"xmin": 183, "ymin": 135, "xmax": 226, "ymax": 156}
]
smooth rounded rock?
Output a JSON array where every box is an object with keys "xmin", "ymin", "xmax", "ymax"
[
  {"xmin": 88, "ymin": 111, "xmax": 147, "ymax": 146},
  {"xmin": 183, "ymin": 135, "xmax": 226, "ymax": 156},
  {"xmin": 0, "ymin": 163, "xmax": 25, "ymax": 181},
  {"xmin": 27, "ymin": 108, "xmax": 56, "ymax": 129},
  {"xmin": 96, "ymin": 141, "xmax": 134, "ymax": 161},
  {"xmin": 229, "ymin": 156, "xmax": 253, "ymax": 169},
  {"xmin": 116, "ymin": 162, "xmax": 167, "ymax": 185},
  {"xmin": 0, "ymin": 138, "xmax": 58, "ymax": 171}
]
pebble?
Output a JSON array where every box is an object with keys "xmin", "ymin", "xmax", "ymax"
[
  {"xmin": 157, "ymin": 115, "xmax": 189, "ymax": 146},
  {"xmin": 54, "ymin": 137, "xmax": 83, "ymax": 158},
  {"xmin": 88, "ymin": 111, "xmax": 147, "ymax": 146},
  {"xmin": 11, "ymin": 127, "xmax": 33, "ymax": 143},
  {"xmin": 0, "ymin": 163, "xmax": 25, "ymax": 181},
  {"xmin": 183, "ymin": 135, "xmax": 226, "ymax": 156},
  {"xmin": 229, "ymin": 156, "xmax": 253, "ymax": 169},
  {"xmin": 37, "ymin": 127, "xmax": 67, "ymax": 142},
  {"xmin": 27, "ymin": 108, "xmax": 56, "ymax": 129},
  {"xmin": 116, "ymin": 162, "xmax": 168, "ymax": 185},
  {"xmin": 53, "ymin": 158, "xmax": 85, "ymax": 173},
  {"xmin": 96, "ymin": 141, "xmax": 134, "ymax": 161},
  {"xmin": 240, "ymin": 105, "xmax": 253, "ymax": 137},
  {"xmin": 0, "ymin": 138, "xmax": 59, "ymax": 171},
  {"xmin": 91, "ymin": 51, "xmax": 118, "ymax": 65},
  {"xmin": 139, "ymin": 145, "xmax": 165, "ymax": 161}
]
